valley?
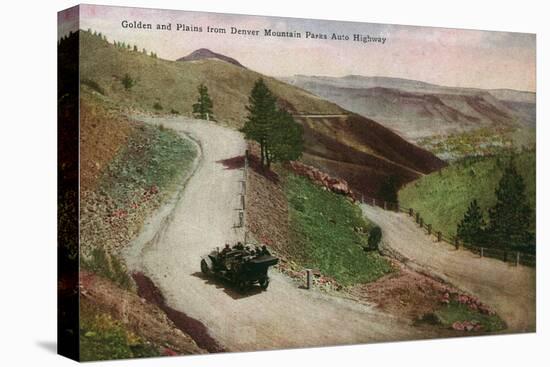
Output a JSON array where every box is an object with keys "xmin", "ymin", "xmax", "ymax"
[{"xmin": 283, "ymin": 74, "xmax": 536, "ymax": 160}]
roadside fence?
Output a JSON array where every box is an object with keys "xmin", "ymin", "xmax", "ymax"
[{"xmin": 359, "ymin": 193, "xmax": 536, "ymax": 268}]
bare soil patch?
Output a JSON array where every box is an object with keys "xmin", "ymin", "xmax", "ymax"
[
  {"xmin": 350, "ymin": 261, "xmax": 450, "ymax": 321},
  {"xmin": 80, "ymin": 97, "xmax": 133, "ymax": 192}
]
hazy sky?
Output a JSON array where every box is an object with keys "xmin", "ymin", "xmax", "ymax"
[{"xmin": 60, "ymin": 4, "xmax": 536, "ymax": 92}]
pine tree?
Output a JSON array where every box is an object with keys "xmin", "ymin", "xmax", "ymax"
[
  {"xmin": 241, "ymin": 79, "xmax": 278, "ymax": 168},
  {"xmin": 267, "ymin": 109, "xmax": 304, "ymax": 164},
  {"xmin": 192, "ymin": 84, "xmax": 214, "ymax": 120},
  {"xmin": 378, "ymin": 175, "xmax": 399, "ymax": 204},
  {"xmin": 241, "ymin": 79, "xmax": 303, "ymax": 168},
  {"xmin": 457, "ymin": 199, "xmax": 486, "ymax": 245},
  {"xmin": 486, "ymin": 159, "xmax": 532, "ymax": 250}
]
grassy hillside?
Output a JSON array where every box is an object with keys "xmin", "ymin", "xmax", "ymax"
[
  {"xmin": 79, "ymin": 29, "xmax": 446, "ymax": 199},
  {"xmin": 399, "ymin": 151, "xmax": 535, "ymax": 240},
  {"xmin": 80, "ymin": 30, "xmax": 341, "ymax": 127},
  {"xmin": 284, "ymin": 173, "xmax": 392, "ymax": 285}
]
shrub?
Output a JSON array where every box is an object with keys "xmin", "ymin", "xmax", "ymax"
[
  {"xmin": 153, "ymin": 102, "xmax": 163, "ymax": 110},
  {"xmin": 121, "ymin": 74, "xmax": 136, "ymax": 90},
  {"xmin": 170, "ymin": 108, "xmax": 180, "ymax": 115},
  {"xmin": 367, "ymin": 226, "xmax": 382, "ymax": 251}
]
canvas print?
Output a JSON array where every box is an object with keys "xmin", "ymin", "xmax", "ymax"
[{"xmin": 57, "ymin": 4, "xmax": 536, "ymax": 361}]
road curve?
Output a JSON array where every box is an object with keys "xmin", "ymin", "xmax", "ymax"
[
  {"xmin": 124, "ymin": 116, "xmax": 432, "ymax": 352},
  {"xmin": 361, "ymin": 204, "xmax": 536, "ymax": 333}
]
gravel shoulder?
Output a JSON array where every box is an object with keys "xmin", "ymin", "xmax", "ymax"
[
  {"xmin": 361, "ymin": 204, "xmax": 536, "ymax": 333},
  {"xmin": 124, "ymin": 116, "xmax": 432, "ymax": 352}
]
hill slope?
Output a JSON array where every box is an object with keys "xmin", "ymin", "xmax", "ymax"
[
  {"xmin": 283, "ymin": 75, "xmax": 536, "ymax": 142},
  {"xmin": 79, "ymin": 30, "xmax": 445, "ymax": 198},
  {"xmin": 398, "ymin": 151, "xmax": 535, "ymax": 243}
]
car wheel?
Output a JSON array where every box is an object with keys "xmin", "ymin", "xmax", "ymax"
[
  {"xmin": 259, "ymin": 278, "xmax": 269, "ymax": 290},
  {"xmin": 238, "ymin": 280, "xmax": 247, "ymax": 292},
  {"xmin": 200, "ymin": 259, "xmax": 209, "ymax": 275}
]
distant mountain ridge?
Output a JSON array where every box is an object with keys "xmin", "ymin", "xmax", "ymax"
[
  {"xmin": 283, "ymin": 75, "xmax": 536, "ymax": 141},
  {"xmin": 286, "ymin": 74, "xmax": 535, "ymax": 102},
  {"xmin": 177, "ymin": 48, "xmax": 245, "ymax": 68}
]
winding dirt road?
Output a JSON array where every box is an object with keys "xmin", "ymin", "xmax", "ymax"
[
  {"xmin": 361, "ymin": 204, "xmax": 536, "ymax": 333},
  {"xmin": 124, "ymin": 116, "xmax": 432, "ymax": 352}
]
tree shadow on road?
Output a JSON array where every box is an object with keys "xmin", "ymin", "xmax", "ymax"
[
  {"xmin": 190, "ymin": 271, "xmax": 265, "ymax": 300},
  {"xmin": 217, "ymin": 154, "xmax": 279, "ymax": 183},
  {"xmin": 217, "ymin": 155, "xmax": 244, "ymax": 170}
]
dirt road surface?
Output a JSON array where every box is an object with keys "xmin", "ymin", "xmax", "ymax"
[
  {"xmin": 124, "ymin": 116, "xmax": 432, "ymax": 352},
  {"xmin": 361, "ymin": 204, "xmax": 536, "ymax": 333}
]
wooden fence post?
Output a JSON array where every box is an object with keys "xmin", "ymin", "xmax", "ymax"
[
  {"xmin": 415, "ymin": 212, "xmax": 420, "ymax": 224},
  {"xmin": 427, "ymin": 224, "xmax": 432, "ymax": 235},
  {"xmin": 372, "ymin": 198, "xmax": 376, "ymax": 206},
  {"xmin": 384, "ymin": 201, "xmax": 387, "ymax": 210},
  {"xmin": 480, "ymin": 247, "xmax": 484, "ymax": 258},
  {"xmin": 361, "ymin": 194, "xmax": 364, "ymax": 204},
  {"xmin": 516, "ymin": 252, "xmax": 520, "ymax": 266},
  {"xmin": 306, "ymin": 269, "xmax": 312, "ymax": 290},
  {"xmin": 454, "ymin": 237, "xmax": 459, "ymax": 250},
  {"xmin": 419, "ymin": 217, "xmax": 423, "ymax": 228},
  {"xmin": 409, "ymin": 208, "xmax": 413, "ymax": 217},
  {"xmin": 437, "ymin": 231, "xmax": 442, "ymax": 242}
]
